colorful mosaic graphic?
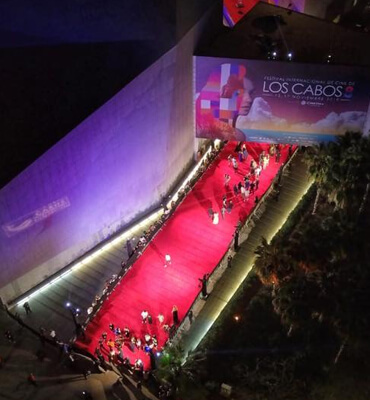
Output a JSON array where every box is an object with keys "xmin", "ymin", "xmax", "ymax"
[{"xmin": 195, "ymin": 56, "xmax": 370, "ymax": 145}]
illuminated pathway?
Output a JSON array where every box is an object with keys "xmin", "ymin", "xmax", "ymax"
[
  {"xmin": 178, "ymin": 151, "xmax": 313, "ymax": 358},
  {"xmin": 76, "ymin": 142, "xmax": 290, "ymax": 369},
  {"xmin": 11, "ymin": 215, "xmax": 158, "ymax": 343}
]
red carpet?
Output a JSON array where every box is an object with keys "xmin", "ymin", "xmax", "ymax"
[
  {"xmin": 224, "ymin": 0, "xmax": 259, "ymax": 26},
  {"xmin": 76, "ymin": 142, "xmax": 290, "ymax": 369}
]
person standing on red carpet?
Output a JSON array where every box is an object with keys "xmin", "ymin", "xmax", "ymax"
[
  {"xmin": 224, "ymin": 173, "xmax": 231, "ymax": 186},
  {"xmin": 141, "ymin": 310, "xmax": 149, "ymax": 323},
  {"xmin": 240, "ymin": 186, "xmax": 247, "ymax": 202},
  {"xmin": 232, "ymin": 157, "xmax": 238, "ymax": 172},
  {"xmin": 227, "ymin": 154, "xmax": 232, "ymax": 166},
  {"xmin": 164, "ymin": 254, "xmax": 171, "ymax": 268},
  {"xmin": 123, "ymin": 327, "xmax": 130, "ymax": 338},
  {"xmin": 157, "ymin": 313, "xmax": 164, "ymax": 325},
  {"xmin": 172, "ymin": 305, "xmax": 179, "ymax": 325},
  {"xmin": 242, "ymin": 144, "xmax": 248, "ymax": 160},
  {"xmin": 221, "ymin": 205, "xmax": 226, "ymax": 219}
]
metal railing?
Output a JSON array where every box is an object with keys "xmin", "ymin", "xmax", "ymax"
[
  {"xmin": 74, "ymin": 143, "xmax": 223, "ymax": 340},
  {"xmin": 170, "ymin": 147, "xmax": 298, "ymax": 345},
  {"xmin": 4, "ymin": 141, "xmax": 222, "ymax": 357}
]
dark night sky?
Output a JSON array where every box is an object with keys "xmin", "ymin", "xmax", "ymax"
[
  {"xmin": 0, "ymin": 0, "xmax": 217, "ymax": 189},
  {"xmin": 1, "ymin": 0, "xmax": 368, "ymax": 189}
]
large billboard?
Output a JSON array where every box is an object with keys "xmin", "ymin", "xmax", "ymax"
[{"xmin": 195, "ymin": 56, "xmax": 370, "ymax": 145}]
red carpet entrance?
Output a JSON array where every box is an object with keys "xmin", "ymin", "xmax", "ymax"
[{"xmin": 76, "ymin": 142, "xmax": 290, "ymax": 369}]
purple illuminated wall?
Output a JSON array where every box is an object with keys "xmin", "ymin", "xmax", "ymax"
[{"xmin": 0, "ymin": 30, "xmax": 198, "ymax": 302}]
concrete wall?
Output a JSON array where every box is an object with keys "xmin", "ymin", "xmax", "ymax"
[{"xmin": 0, "ymin": 26, "xmax": 203, "ymax": 302}]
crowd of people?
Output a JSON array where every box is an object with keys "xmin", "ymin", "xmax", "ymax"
[
  {"xmin": 91, "ymin": 142, "xmax": 289, "ymax": 372},
  {"xmin": 85, "ymin": 141, "xmax": 292, "ymax": 378},
  {"xmin": 93, "ymin": 305, "xmax": 181, "ymax": 372},
  {"xmin": 83, "ymin": 144, "xmax": 223, "ymax": 332},
  {"xmin": 216, "ymin": 143, "xmax": 285, "ymax": 221}
]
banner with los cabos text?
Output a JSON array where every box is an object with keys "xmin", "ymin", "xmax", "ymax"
[{"xmin": 195, "ymin": 56, "xmax": 370, "ymax": 145}]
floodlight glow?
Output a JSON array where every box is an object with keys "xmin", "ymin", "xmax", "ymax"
[{"xmin": 166, "ymin": 145, "xmax": 212, "ymax": 208}]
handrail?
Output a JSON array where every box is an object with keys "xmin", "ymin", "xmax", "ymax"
[
  {"xmin": 4, "ymin": 141, "xmax": 221, "ymax": 356},
  {"xmin": 170, "ymin": 147, "xmax": 298, "ymax": 345},
  {"xmin": 4, "ymin": 143, "xmax": 297, "ymax": 371},
  {"xmin": 4, "ymin": 305, "xmax": 62, "ymax": 348},
  {"xmin": 6, "ymin": 142, "xmax": 218, "ymax": 309},
  {"xmin": 78, "ymin": 144, "xmax": 222, "ymax": 334}
]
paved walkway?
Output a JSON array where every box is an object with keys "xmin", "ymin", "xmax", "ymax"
[
  {"xmin": 179, "ymin": 151, "xmax": 313, "ymax": 356},
  {"xmin": 10, "ymin": 217, "xmax": 157, "ymax": 344},
  {"xmin": 3, "ymin": 148, "xmax": 312, "ymax": 399},
  {"xmin": 76, "ymin": 142, "xmax": 290, "ymax": 368},
  {"xmin": 0, "ymin": 307, "xmax": 159, "ymax": 400}
]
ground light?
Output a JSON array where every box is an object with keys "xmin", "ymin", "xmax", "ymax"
[
  {"xmin": 65, "ymin": 302, "xmax": 80, "ymax": 329},
  {"xmin": 15, "ymin": 142, "xmax": 215, "ymax": 307}
]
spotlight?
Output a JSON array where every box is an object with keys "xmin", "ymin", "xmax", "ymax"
[
  {"xmin": 287, "ymin": 52, "xmax": 293, "ymax": 61},
  {"xmin": 234, "ymin": 315, "xmax": 240, "ymax": 321},
  {"xmin": 327, "ymin": 54, "xmax": 332, "ymax": 63},
  {"xmin": 156, "ymin": 352, "xmax": 161, "ymax": 357},
  {"xmin": 268, "ymin": 51, "xmax": 278, "ymax": 61},
  {"xmin": 66, "ymin": 302, "xmax": 71, "ymax": 308}
]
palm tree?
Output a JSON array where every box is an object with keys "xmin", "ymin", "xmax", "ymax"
[
  {"xmin": 329, "ymin": 132, "xmax": 365, "ymax": 210},
  {"xmin": 155, "ymin": 344, "xmax": 207, "ymax": 399},
  {"xmin": 358, "ymin": 177, "xmax": 370, "ymax": 214},
  {"xmin": 254, "ymin": 237, "xmax": 296, "ymax": 285},
  {"xmin": 354, "ymin": 136, "xmax": 370, "ymax": 214},
  {"xmin": 303, "ymin": 143, "xmax": 333, "ymax": 214},
  {"xmin": 316, "ymin": 132, "xmax": 370, "ymax": 213},
  {"xmin": 271, "ymin": 273, "xmax": 325, "ymax": 336},
  {"xmin": 303, "ymin": 133, "xmax": 370, "ymax": 214}
]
